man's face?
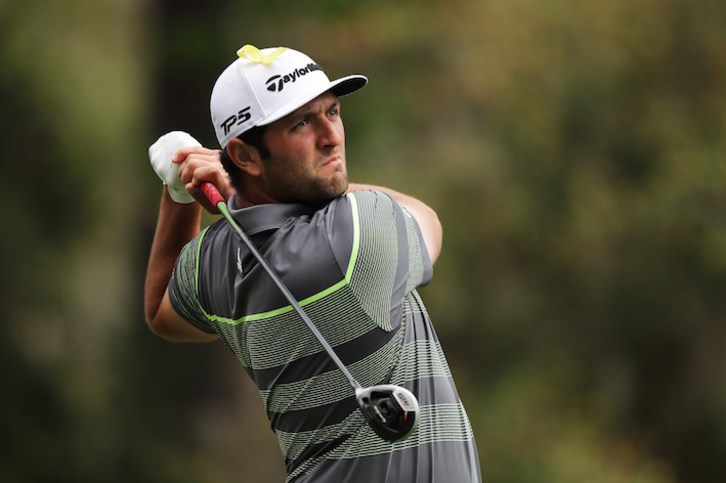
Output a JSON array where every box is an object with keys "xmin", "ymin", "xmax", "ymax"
[{"xmin": 258, "ymin": 91, "xmax": 348, "ymax": 204}]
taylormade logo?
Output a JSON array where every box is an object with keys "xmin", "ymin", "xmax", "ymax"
[{"xmin": 266, "ymin": 63, "xmax": 323, "ymax": 92}]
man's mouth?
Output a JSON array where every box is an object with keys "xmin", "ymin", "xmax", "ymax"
[{"xmin": 322, "ymin": 155, "xmax": 344, "ymax": 167}]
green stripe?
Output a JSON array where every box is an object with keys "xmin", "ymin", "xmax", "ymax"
[
  {"xmin": 194, "ymin": 226, "xmax": 211, "ymax": 291},
  {"xmin": 345, "ymin": 193, "xmax": 360, "ymax": 281},
  {"xmin": 203, "ymin": 193, "xmax": 361, "ymax": 326}
]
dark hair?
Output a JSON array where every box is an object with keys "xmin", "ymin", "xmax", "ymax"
[{"xmin": 220, "ymin": 125, "xmax": 270, "ymax": 192}]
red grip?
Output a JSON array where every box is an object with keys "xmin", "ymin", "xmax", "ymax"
[{"xmin": 201, "ymin": 182, "xmax": 225, "ymax": 206}]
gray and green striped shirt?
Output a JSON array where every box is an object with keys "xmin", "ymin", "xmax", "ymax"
[{"xmin": 169, "ymin": 190, "xmax": 481, "ymax": 482}]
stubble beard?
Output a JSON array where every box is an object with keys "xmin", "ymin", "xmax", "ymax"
[{"xmin": 264, "ymin": 156, "xmax": 348, "ymax": 204}]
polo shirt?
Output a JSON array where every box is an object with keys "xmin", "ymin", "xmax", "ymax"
[{"xmin": 169, "ymin": 189, "xmax": 481, "ymax": 482}]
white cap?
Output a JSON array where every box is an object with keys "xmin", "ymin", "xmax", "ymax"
[{"xmin": 210, "ymin": 45, "xmax": 367, "ymax": 148}]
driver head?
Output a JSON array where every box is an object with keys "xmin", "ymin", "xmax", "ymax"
[{"xmin": 355, "ymin": 385, "xmax": 419, "ymax": 442}]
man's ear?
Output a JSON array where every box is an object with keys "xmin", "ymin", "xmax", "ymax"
[{"xmin": 227, "ymin": 138, "xmax": 262, "ymax": 177}]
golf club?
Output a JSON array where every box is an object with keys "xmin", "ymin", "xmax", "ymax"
[{"xmin": 200, "ymin": 182, "xmax": 419, "ymax": 442}]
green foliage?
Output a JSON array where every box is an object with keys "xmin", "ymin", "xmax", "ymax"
[{"xmin": 2, "ymin": 0, "xmax": 725, "ymax": 481}]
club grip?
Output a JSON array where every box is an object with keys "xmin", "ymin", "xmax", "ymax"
[{"xmin": 201, "ymin": 182, "xmax": 225, "ymax": 206}]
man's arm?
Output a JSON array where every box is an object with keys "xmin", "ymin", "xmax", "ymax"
[
  {"xmin": 347, "ymin": 183, "xmax": 443, "ymax": 264},
  {"xmin": 144, "ymin": 145, "xmax": 232, "ymax": 342},
  {"xmin": 144, "ymin": 189, "xmax": 218, "ymax": 342}
]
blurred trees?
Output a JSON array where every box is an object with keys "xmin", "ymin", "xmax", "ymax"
[{"xmin": 1, "ymin": 0, "xmax": 725, "ymax": 481}]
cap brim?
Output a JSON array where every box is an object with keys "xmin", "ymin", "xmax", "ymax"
[
  {"xmin": 257, "ymin": 74, "xmax": 368, "ymax": 127},
  {"xmin": 330, "ymin": 74, "xmax": 368, "ymax": 97}
]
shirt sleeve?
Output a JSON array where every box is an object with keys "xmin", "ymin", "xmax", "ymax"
[
  {"xmin": 400, "ymin": 203, "xmax": 434, "ymax": 290},
  {"xmin": 168, "ymin": 228, "xmax": 217, "ymax": 334},
  {"xmin": 339, "ymin": 190, "xmax": 433, "ymax": 331}
]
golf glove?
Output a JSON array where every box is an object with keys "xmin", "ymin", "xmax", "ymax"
[{"xmin": 149, "ymin": 131, "xmax": 201, "ymax": 204}]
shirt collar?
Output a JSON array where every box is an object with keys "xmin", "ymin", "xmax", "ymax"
[{"xmin": 225, "ymin": 193, "xmax": 318, "ymax": 235}]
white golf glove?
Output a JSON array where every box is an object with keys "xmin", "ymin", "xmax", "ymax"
[{"xmin": 148, "ymin": 131, "xmax": 202, "ymax": 204}]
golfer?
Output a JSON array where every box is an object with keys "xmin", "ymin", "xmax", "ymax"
[{"xmin": 145, "ymin": 44, "xmax": 482, "ymax": 482}]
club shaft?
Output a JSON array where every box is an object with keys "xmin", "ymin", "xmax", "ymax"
[{"xmin": 205, "ymin": 185, "xmax": 361, "ymax": 391}]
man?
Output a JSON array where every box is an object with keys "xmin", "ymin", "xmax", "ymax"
[{"xmin": 145, "ymin": 44, "xmax": 481, "ymax": 482}]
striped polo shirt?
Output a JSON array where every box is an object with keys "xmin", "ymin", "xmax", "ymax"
[{"xmin": 169, "ymin": 189, "xmax": 481, "ymax": 482}]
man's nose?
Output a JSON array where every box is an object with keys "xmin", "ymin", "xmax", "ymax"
[{"xmin": 316, "ymin": 118, "xmax": 343, "ymax": 149}]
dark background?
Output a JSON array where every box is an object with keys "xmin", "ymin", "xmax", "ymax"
[{"xmin": 2, "ymin": 0, "xmax": 725, "ymax": 481}]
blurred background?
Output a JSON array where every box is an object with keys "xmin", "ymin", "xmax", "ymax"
[{"xmin": 2, "ymin": 0, "xmax": 725, "ymax": 481}]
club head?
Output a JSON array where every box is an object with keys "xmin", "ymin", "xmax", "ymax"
[{"xmin": 355, "ymin": 384, "xmax": 419, "ymax": 442}]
